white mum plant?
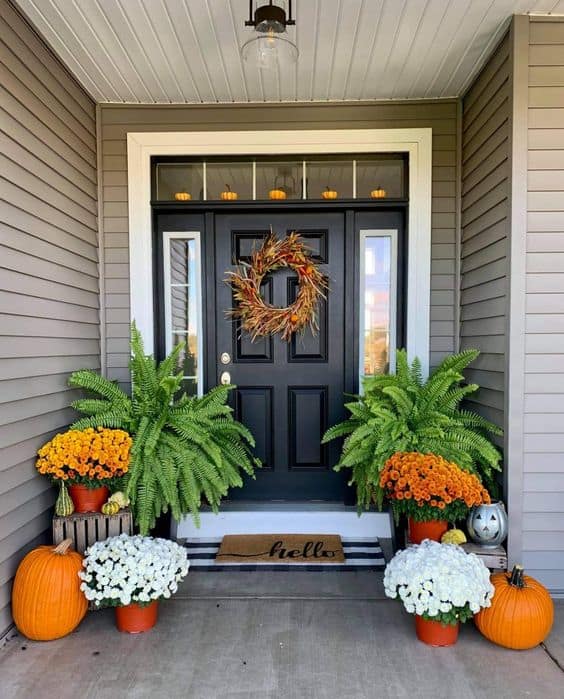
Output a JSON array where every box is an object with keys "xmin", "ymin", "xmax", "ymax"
[
  {"xmin": 384, "ymin": 540, "xmax": 494, "ymax": 625},
  {"xmin": 80, "ymin": 534, "xmax": 189, "ymax": 607}
]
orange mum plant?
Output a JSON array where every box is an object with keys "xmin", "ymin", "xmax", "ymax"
[
  {"xmin": 36, "ymin": 427, "xmax": 131, "ymax": 489},
  {"xmin": 380, "ymin": 452, "xmax": 490, "ymax": 523}
]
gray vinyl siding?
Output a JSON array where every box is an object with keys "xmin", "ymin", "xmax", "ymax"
[
  {"xmin": 99, "ymin": 100, "xmax": 459, "ymax": 383},
  {"xmin": 523, "ymin": 17, "xmax": 564, "ymax": 591},
  {"xmin": 460, "ymin": 32, "xmax": 510, "ymax": 435},
  {"xmin": 0, "ymin": 0, "xmax": 98, "ymax": 635}
]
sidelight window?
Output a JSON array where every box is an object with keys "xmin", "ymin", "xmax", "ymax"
[
  {"xmin": 163, "ymin": 232, "xmax": 203, "ymax": 396},
  {"xmin": 359, "ymin": 230, "xmax": 398, "ymax": 383}
]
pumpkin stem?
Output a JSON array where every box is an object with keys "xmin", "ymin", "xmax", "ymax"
[
  {"xmin": 225, "ymin": 184, "xmax": 231, "ymax": 191},
  {"xmin": 53, "ymin": 538, "xmax": 74, "ymax": 555},
  {"xmin": 508, "ymin": 564, "xmax": 525, "ymax": 588}
]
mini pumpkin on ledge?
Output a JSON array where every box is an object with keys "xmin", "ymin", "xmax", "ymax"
[
  {"xmin": 174, "ymin": 190, "xmax": 192, "ymax": 201},
  {"xmin": 220, "ymin": 184, "xmax": 238, "ymax": 201},
  {"xmin": 269, "ymin": 188, "xmax": 287, "ymax": 200},
  {"xmin": 321, "ymin": 186, "xmax": 338, "ymax": 200},
  {"xmin": 370, "ymin": 186, "xmax": 386, "ymax": 199}
]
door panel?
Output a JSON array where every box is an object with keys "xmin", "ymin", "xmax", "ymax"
[
  {"xmin": 215, "ymin": 212, "xmax": 348, "ymax": 500},
  {"xmin": 154, "ymin": 207, "xmax": 405, "ymax": 503}
]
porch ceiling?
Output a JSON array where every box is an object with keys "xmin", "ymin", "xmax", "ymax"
[{"xmin": 14, "ymin": 0, "xmax": 564, "ymax": 104}]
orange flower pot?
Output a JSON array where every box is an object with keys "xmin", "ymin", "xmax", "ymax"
[
  {"xmin": 408, "ymin": 517, "xmax": 448, "ymax": 544},
  {"xmin": 115, "ymin": 601, "xmax": 158, "ymax": 634},
  {"xmin": 415, "ymin": 615, "xmax": 459, "ymax": 646},
  {"xmin": 68, "ymin": 484, "xmax": 109, "ymax": 513}
]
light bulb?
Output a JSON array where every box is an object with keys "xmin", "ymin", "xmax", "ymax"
[{"xmin": 242, "ymin": 32, "xmax": 298, "ymax": 71}]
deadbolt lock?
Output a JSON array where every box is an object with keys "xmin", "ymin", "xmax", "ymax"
[{"xmin": 220, "ymin": 352, "xmax": 231, "ymax": 364}]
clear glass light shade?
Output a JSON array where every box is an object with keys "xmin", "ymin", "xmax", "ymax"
[{"xmin": 241, "ymin": 34, "xmax": 298, "ymax": 71}]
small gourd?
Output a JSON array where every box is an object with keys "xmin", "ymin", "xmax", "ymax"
[
  {"xmin": 475, "ymin": 565, "xmax": 554, "ymax": 650},
  {"xmin": 101, "ymin": 500, "xmax": 120, "ymax": 516},
  {"xmin": 174, "ymin": 191, "xmax": 192, "ymax": 201},
  {"xmin": 370, "ymin": 186, "xmax": 386, "ymax": 199},
  {"xmin": 55, "ymin": 481, "xmax": 74, "ymax": 517},
  {"xmin": 269, "ymin": 188, "xmax": 287, "ymax": 200},
  {"xmin": 108, "ymin": 491, "xmax": 129, "ymax": 509},
  {"xmin": 220, "ymin": 184, "xmax": 238, "ymax": 201},
  {"xmin": 321, "ymin": 186, "xmax": 338, "ymax": 200},
  {"xmin": 441, "ymin": 528, "xmax": 466, "ymax": 545}
]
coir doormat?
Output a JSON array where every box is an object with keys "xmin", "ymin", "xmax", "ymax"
[{"xmin": 216, "ymin": 534, "xmax": 345, "ymax": 564}]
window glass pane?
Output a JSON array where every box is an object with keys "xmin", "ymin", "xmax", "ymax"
[
  {"xmin": 166, "ymin": 237, "xmax": 201, "ymax": 395},
  {"xmin": 256, "ymin": 160, "xmax": 302, "ymax": 200},
  {"xmin": 356, "ymin": 158, "xmax": 405, "ymax": 199},
  {"xmin": 155, "ymin": 162, "xmax": 204, "ymax": 201},
  {"xmin": 361, "ymin": 235, "xmax": 394, "ymax": 378},
  {"xmin": 206, "ymin": 162, "xmax": 253, "ymax": 200},
  {"xmin": 173, "ymin": 333, "xmax": 198, "ymax": 380},
  {"xmin": 305, "ymin": 159, "xmax": 353, "ymax": 199},
  {"xmin": 179, "ymin": 378, "xmax": 198, "ymax": 397}
]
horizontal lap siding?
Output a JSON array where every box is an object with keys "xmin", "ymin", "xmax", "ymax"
[
  {"xmin": 0, "ymin": 0, "xmax": 98, "ymax": 634},
  {"xmin": 524, "ymin": 18, "xmax": 564, "ymax": 592},
  {"xmin": 100, "ymin": 100, "xmax": 458, "ymax": 382},
  {"xmin": 460, "ymin": 33, "xmax": 510, "ymax": 434}
]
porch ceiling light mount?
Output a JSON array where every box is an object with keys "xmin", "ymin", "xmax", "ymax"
[{"xmin": 242, "ymin": 1, "xmax": 298, "ymax": 71}]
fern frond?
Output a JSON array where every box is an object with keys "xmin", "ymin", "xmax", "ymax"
[
  {"xmin": 323, "ymin": 347, "xmax": 502, "ymax": 509},
  {"xmin": 68, "ymin": 322, "xmax": 260, "ymax": 535}
]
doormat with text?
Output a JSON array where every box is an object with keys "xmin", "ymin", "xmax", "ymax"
[
  {"xmin": 216, "ymin": 534, "xmax": 345, "ymax": 565},
  {"xmin": 185, "ymin": 537, "xmax": 385, "ymax": 570}
]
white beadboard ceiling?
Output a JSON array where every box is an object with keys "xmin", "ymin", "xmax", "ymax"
[{"xmin": 14, "ymin": 0, "xmax": 564, "ymax": 103}]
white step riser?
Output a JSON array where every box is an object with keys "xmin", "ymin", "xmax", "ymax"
[{"xmin": 172, "ymin": 511, "xmax": 392, "ymax": 540}]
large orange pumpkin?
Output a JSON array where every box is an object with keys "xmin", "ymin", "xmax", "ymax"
[
  {"xmin": 474, "ymin": 565, "xmax": 554, "ymax": 650},
  {"xmin": 12, "ymin": 539, "xmax": 87, "ymax": 641}
]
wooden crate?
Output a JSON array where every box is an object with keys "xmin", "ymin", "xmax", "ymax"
[
  {"xmin": 52, "ymin": 509, "xmax": 133, "ymax": 554},
  {"xmin": 462, "ymin": 542, "xmax": 507, "ymax": 571}
]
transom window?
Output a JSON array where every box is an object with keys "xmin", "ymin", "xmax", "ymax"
[{"xmin": 152, "ymin": 154, "xmax": 407, "ymax": 202}]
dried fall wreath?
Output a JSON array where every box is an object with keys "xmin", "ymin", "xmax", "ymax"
[{"xmin": 226, "ymin": 232, "xmax": 327, "ymax": 342}]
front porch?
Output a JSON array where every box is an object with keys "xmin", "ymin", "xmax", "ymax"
[{"xmin": 2, "ymin": 573, "xmax": 563, "ymax": 698}]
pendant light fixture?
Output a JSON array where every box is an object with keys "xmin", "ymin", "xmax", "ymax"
[{"xmin": 241, "ymin": 1, "xmax": 298, "ymax": 71}]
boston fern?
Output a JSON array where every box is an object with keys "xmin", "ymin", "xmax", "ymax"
[
  {"xmin": 322, "ymin": 349, "xmax": 502, "ymax": 509},
  {"xmin": 68, "ymin": 324, "xmax": 260, "ymax": 535}
]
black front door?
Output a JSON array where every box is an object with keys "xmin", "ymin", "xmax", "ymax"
[{"xmin": 214, "ymin": 212, "xmax": 351, "ymax": 500}]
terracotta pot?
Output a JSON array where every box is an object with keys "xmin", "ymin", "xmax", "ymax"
[
  {"xmin": 68, "ymin": 484, "xmax": 109, "ymax": 513},
  {"xmin": 408, "ymin": 517, "xmax": 448, "ymax": 545},
  {"xmin": 115, "ymin": 601, "xmax": 158, "ymax": 634},
  {"xmin": 415, "ymin": 615, "xmax": 459, "ymax": 647}
]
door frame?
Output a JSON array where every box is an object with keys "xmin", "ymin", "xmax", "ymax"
[{"xmin": 127, "ymin": 128, "xmax": 432, "ymax": 376}]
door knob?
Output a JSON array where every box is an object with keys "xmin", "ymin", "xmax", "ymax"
[{"xmin": 220, "ymin": 371, "xmax": 231, "ymax": 385}]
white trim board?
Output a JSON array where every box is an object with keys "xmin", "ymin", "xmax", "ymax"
[{"xmin": 127, "ymin": 128, "xmax": 433, "ymax": 376}]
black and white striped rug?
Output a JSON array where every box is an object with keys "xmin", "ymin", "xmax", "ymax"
[{"xmin": 183, "ymin": 538, "xmax": 385, "ymax": 571}]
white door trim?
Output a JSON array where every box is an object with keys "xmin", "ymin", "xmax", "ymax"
[{"xmin": 127, "ymin": 127, "xmax": 432, "ymax": 375}]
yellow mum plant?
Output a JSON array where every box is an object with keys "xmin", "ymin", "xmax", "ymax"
[{"xmin": 36, "ymin": 427, "xmax": 131, "ymax": 488}]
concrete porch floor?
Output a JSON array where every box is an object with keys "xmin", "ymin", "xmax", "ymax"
[{"xmin": 1, "ymin": 572, "xmax": 563, "ymax": 699}]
